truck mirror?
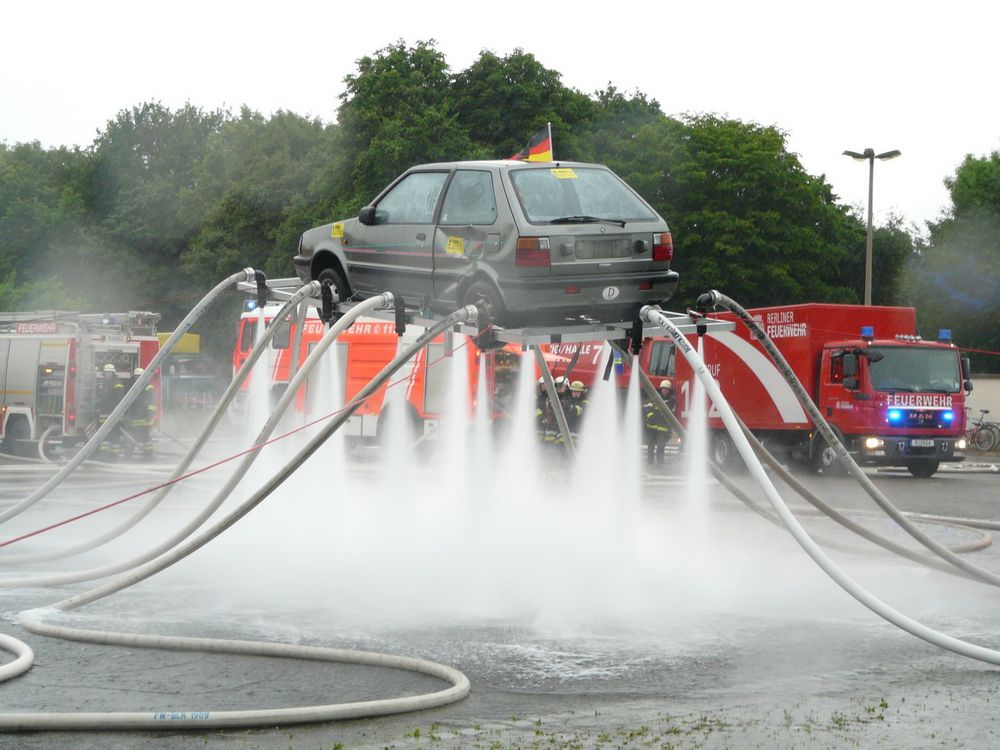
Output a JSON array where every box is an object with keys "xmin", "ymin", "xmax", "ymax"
[
  {"xmin": 961, "ymin": 355, "xmax": 972, "ymax": 380},
  {"xmin": 358, "ymin": 206, "xmax": 377, "ymax": 225},
  {"xmin": 965, "ymin": 380, "xmax": 974, "ymax": 393},
  {"xmin": 843, "ymin": 376, "xmax": 859, "ymax": 390},
  {"xmin": 842, "ymin": 353, "xmax": 858, "ymax": 378}
]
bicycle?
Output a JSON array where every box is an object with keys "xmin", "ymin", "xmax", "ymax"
[{"xmin": 966, "ymin": 408, "xmax": 1000, "ymax": 452}]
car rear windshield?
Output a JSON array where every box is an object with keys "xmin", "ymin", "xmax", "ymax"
[{"xmin": 509, "ymin": 166, "xmax": 659, "ymax": 224}]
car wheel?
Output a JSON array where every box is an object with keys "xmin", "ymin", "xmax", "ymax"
[
  {"xmin": 710, "ymin": 431, "xmax": 743, "ymax": 472},
  {"xmin": 317, "ymin": 267, "xmax": 352, "ymax": 304},
  {"xmin": 462, "ymin": 281, "xmax": 507, "ymax": 328}
]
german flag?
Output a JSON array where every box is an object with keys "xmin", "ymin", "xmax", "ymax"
[{"xmin": 509, "ymin": 123, "xmax": 553, "ymax": 162}]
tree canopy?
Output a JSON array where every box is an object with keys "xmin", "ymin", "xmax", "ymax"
[{"xmin": 4, "ymin": 40, "xmax": 985, "ymax": 367}]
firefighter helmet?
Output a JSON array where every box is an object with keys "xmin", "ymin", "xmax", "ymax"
[
  {"xmin": 133, "ymin": 367, "xmax": 145, "ymax": 377},
  {"xmin": 659, "ymin": 379, "xmax": 673, "ymax": 391},
  {"xmin": 102, "ymin": 363, "xmax": 116, "ymax": 373},
  {"xmin": 554, "ymin": 376, "xmax": 567, "ymax": 387},
  {"xmin": 570, "ymin": 380, "xmax": 585, "ymax": 392}
]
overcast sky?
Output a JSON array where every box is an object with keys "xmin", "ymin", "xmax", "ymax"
[{"xmin": 3, "ymin": 0, "xmax": 997, "ymax": 234}]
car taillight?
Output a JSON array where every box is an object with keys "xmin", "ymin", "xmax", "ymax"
[
  {"xmin": 639, "ymin": 281, "xmax": 653, "ymax": 290},
  {"xmin": 516, "ymin": 238, "xmax": 551, "ymax": 268},
  {"xmin": 652, "ymin": 232, "xmax": 673, "ymax": 262}
]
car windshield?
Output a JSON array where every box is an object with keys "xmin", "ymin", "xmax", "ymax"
[
  {"xmin": 868, "ymin": 346, "xmax": 961, "ymax": 393},
  {"xmin": 509, "ymin": 167, "xmax": 659, "ymax": 224}
]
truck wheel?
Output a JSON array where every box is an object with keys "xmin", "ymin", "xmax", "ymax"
[
  {"xmin": 811, "ymin": 428, "xmax": 847, "ymax": 476},
  {"xmin": 2, "ymin": 417, "xmax": 31, "ymax": 458},
  {"xmin": 710, "ymin": 432, "xmax": 742, "ymax": 472},
  {"xmin": 907, "ymin": 459, "xmax": 939, "ymax": 478},
  {"xmin": 317, "ymin": 267, "xmax": 352, "ymax": 305}
]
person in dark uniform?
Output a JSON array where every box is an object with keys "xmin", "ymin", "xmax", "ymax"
[
  {"xmin": 96, "ymin": 363, "xmax": 125, "ymax": 462},
  {"xmin": 563, "ymin": 380, "xmax": 589, "ymax": 440},
  {"xmin": 644, "ymin": 379, "xmax": 675, "ymax": 465},
  {"xmin": 125, "ymin": 367, "xmax": 156, "ymax": 461}
]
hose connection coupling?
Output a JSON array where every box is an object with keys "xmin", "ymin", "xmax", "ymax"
[
  {"xmin": 254, "ymin": 271, "xmax": 268, "ymax": 311},
  {"xmin": 463, "ymin": 304, "xmax": 480, "ymax": 327},
  {"xmin": 241, "ymin": 267, "xmax": 258, "ymax": 283},
  {"xmin": 687, "ymin": 307, "xmax": 709, "ymax": 338},
  {"xmin": 695, "ymin": 290, "xmax": 721, "ymax": 313}
]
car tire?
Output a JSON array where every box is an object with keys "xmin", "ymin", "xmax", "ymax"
[
  {"xmin": 463, "ymin": 280, "xmax": 507, "ymax": 328},
  {"xmin": 317, "ymin": 267, "xmax": 352, "ymax": 305}
]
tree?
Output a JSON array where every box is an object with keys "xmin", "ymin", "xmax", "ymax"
[
  {"xmin": 578, "ymin": 115, "xmax": 860, "ymax": 307},
  {"xmin": 336, "ymin": 40, "xmax": 484, "ymax": 207},
  {"xmin": 451, "ymin": 49, "xmax": 595, "ymax": 159},
  {"xmin": 908, "ymin": 150, "xmax": 1000, "ymax": 371}
]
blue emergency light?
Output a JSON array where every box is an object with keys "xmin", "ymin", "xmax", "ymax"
[
  {"xmin": 887, "ymin": 408, "xmax": 905, "ymax": 426},
  {"xmin": 861, "ymin": 325, "xmax": 875, "ymax": 340},
  {"xmin": 938, "ymin": 329, "xmax": 952, "ymax": 342},
  {"xmin": 942, "ymin": 410, "xmax": 955, "ymax": 423},
  {"xmin": 243, "ymin": 300, "xmax": 258, "ymax": 312}
]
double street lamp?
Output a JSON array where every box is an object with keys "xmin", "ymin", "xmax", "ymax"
[{"xmin": 843, "ymin": 147, "xmax": 901, "ymax": 305}]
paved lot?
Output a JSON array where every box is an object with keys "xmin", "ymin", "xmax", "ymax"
[{"xmin": 1, "ymin": 447, "xmax": 999, "ymax": 748}]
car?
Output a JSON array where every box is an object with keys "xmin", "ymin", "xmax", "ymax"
[{"xmin": 293, "ymin": 160, "xmax": 679, "ymax": 328}]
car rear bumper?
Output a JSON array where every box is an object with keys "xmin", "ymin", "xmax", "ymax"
[{"xmin": 496, "ymin": 270, "xmax": 679, "ymax": 317}]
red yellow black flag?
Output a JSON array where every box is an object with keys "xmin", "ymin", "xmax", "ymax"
[{"xmin": 509, "ymin": 123, "xmax": 553, "ymax": 162}]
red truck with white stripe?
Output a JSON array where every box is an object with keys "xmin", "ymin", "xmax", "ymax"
[{"xmin": 672, "ymin": 303, "xmax": 971, "ymax": 477}]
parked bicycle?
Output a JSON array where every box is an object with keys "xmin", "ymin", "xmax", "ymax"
[{"xmin": 966, "ymin": 408, "xmax": 1000, "ymax": 452}]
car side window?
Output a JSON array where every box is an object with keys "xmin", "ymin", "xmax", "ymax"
[
  {"xmin": 440, "ymin": 170, "xmax": 497, "ymax": 226},
  {"xmin": 375, "ymin": 172, "xmax": 448, "ymax": 224}
]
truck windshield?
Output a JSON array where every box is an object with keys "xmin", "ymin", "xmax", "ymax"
[{"xmin": 868, "ymin": 346, "xmax": 961, "ymax": 393}]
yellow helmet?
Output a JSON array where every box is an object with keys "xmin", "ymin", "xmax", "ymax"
[
  {"xmin": 102, "ymin": 363, "xmax": 116, "ymax": 373},
  {"xmin": 570, "ymin": 380, "xmax": 585, "ymax": 392},
  {"xmin": 659, "ymin": 379, "xmax": 673, "ymax": 391}
]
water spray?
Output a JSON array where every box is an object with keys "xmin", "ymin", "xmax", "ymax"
[{"xmin": 0, "ymin": 300, "xmax": 477, "ymax": 730}]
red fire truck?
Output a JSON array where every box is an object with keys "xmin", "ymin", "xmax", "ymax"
[
  {"xmin": 540, "ymin": 304, "xmax": 971, "ymax": 477},
  {"xmin": 669, "ymin": 303, "xmax": 971, "ymax": 477},
  {"xmin": 232, "ymin": 305, "xmax": 518, "ymax": 441},
  {"xmin": 0, "ymin": 311, "xmax": 162, "ymax": 458}
]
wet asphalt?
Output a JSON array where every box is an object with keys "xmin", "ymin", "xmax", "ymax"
[{"xmin": 1, "ymin": 449, "xmax": 999, "ymax": 749}]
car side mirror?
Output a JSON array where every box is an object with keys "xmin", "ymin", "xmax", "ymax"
[
  {"xmin": 843, "ymin": 376, "xmax": 859, "ymax": 390},
  {"xmin": 359, "ymin": 206, "xmax": 377, "ymax": 225}
]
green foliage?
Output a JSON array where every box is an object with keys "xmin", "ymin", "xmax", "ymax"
[
  {"xmin": 2, "ymin": 41, "xmax": 952, "ymax": 362},
  {"xmin": 906, "ymin": 153, "xmax": 1000, "ymax": 371}
]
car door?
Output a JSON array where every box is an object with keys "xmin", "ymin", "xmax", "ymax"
[
  {"xmin": 433, "ymin": 169, "xmax": 502, "ymax": 305},
  {"xmin": 347, "ymin": 170, "xmax": 448, "ymax": 306}
]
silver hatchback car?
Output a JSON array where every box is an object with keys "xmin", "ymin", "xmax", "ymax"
[{"xmin": 293, "ymin": 160, "xmax": 679, "ymax": 327}]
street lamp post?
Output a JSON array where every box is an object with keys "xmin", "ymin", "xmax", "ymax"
[{"xmin": 843, "ymin": 148, "xmax": 901, "ymax": 305}]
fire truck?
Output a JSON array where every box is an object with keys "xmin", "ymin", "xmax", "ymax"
[
  {"xmin": 670, "ymin": 304, "xmax": 970, "ymax": 477},
  {"xmin": 541, "ymin": 304, "xmax": 971, "ymax": 477},
  {"xmin": 232, "ymin": 304, "xmax": 518, "ymax": 441},
  {"xmin": 0, "ymin": 311, "xmax": 162, "ymax": 458}
]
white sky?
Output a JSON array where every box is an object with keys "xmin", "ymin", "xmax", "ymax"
[{"xmin": 2, "ymin": 0, "xmax": 997, "ymax": 233}]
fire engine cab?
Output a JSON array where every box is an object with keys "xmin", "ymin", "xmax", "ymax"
[{"xmin": 0, "ymin": 311, "xmax": 161, "ymax": 458}]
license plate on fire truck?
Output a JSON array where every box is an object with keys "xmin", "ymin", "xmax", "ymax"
[{"xmin": 911, "ymin": 439, "xmax": 935, "ymax": 447}]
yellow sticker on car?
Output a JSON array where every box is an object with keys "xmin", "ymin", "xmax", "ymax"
[
  {"xmin": 551, "ymin": 168, "xmax": 577, "ymax": 179},
  {"xmin": 446, "ymin": 236, "xmax": 465, "ymax": 255},
  {"xmin": 331, "ymin": 223, "xmax": 344, "ymax": 238}
]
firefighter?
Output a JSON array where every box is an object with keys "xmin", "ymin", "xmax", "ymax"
[
  {"xmin": 96, "ymin": 363, "xmax": 125, "ymax": 461},
  {"xmin": 563, "ymin": 380, "xmax": 588, "ymax": 439},
  {"xmin": 644, "ymin": 379, "xmax": 676, "ymax": 465},
  {"xmin": 124, "ymin": 367, "xmax": 156, "ymax": 461}
]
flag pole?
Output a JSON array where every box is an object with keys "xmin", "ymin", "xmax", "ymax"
[{"xmin": 547, "ymin": 122, "xmax": 553, "ymax": 161}]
